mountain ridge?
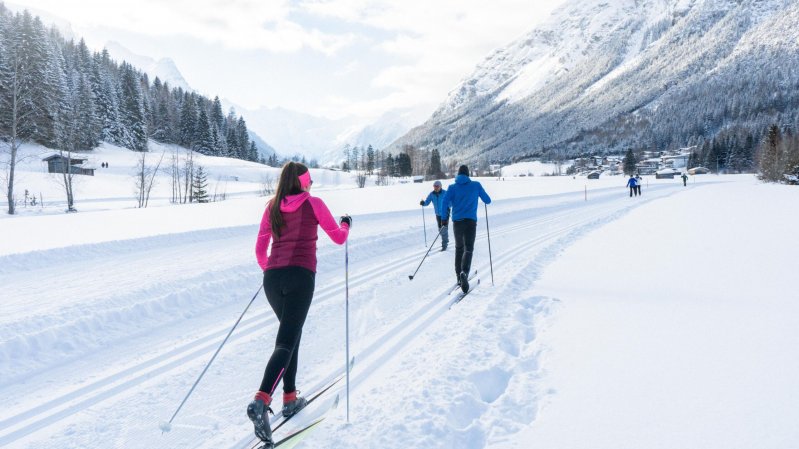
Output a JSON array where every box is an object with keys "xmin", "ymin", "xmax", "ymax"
[{"xmin": 389, "ymin": 0, "xmax": 799, "ymax": 163}]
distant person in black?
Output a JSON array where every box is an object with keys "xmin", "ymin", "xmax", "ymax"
[{"xmin": 682, "ymin": 173, "xmax": 688, "ymax": 186}]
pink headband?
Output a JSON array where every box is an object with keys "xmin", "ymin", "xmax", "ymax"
[{"xmin": 299, "ymin": 171, "xmax": 312, "ymax": 189}]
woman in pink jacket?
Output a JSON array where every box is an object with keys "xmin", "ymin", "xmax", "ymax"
[{"xmin": 248, "ymin": 162, "xmax": 350, "ymax": 448}]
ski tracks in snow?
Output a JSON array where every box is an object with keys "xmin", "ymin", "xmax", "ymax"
[
  {"xmin": 0, "ymin": 183, "xmax": 692, "ymax": 449},
  {"xmin": 306, "ymin": 185, "xmax": 689, "ymax": 449}
]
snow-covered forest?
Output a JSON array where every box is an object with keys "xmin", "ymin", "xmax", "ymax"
[{"xmin": 0, "ymin": 4, "xmax": 264, "ymax": 213}]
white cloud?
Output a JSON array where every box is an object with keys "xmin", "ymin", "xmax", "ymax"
[
  {"xmin": 10, "ymin": 0, "xmax": 568, "ymax": 121},
  {"xmin": 301, "ymin": 0, "xmax": 568, "ymax": 118},
  {"xmin": 11, "ymin": 0, "xmax": 355, "ymax": 54}
]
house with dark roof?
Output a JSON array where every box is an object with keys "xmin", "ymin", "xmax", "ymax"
[{"xmin": 42, "ymin": 154, "xmax": 95, "ymax": 176}]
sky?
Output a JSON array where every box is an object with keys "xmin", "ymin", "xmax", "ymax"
[{"xmin": 7, "ymin": 0, "xmax": 567, "ymax": 121}]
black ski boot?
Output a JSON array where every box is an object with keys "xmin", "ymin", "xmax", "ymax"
[
  {"xmin": 247, "ymin": 393, "xmax": 274, "ymax": 447},
  {"xmin": 281, "ymin": 391, "xmax": 308, "ymax": 418},
  {"xmin": 459, "ymin": 271, "xmax": 469, "ymax": 293}
]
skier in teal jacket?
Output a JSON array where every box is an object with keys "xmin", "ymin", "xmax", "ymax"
[{"xmin": 420, "ymin": 180, "xmax": 450, "ymax": 251}]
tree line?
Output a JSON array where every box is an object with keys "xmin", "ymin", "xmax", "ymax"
[
  {"xmin": 0, "ymin": 5, "xmax": 262, "ymax": 214},
  {"xmin": 340, "ymin": 144, "xmax": 450, "ymax": 187}
]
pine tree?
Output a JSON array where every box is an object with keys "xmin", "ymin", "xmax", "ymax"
[
  {"xmin": 179, "ymin": 93, "xmax": 197, "ymax": 149},
  {"xmin": 248, "ymin": 141, "xmax": 259, "ymax": 162},
  {"xmin": 366, "ymin": 145, "xmax": 375, "ymax": 174},
  {"xmin": 622, "ymin": 148, "xmax": 637, "ymax": 175},
  {"xmin": 119, "ymin": 63, "xmax": 147, "ymax": 151},
  {"xmin": 192, "ymin": 165, "xmax": 209, "ymax": 203},
  {"xmin": 396, "ymin": 153, "xmax": 412, "ymax": 176},
  {"xmin": 194, "ymin": 108, "xmax": 214, "ymax": 155},
  {"xmin": 210, "ymin": 96, "xmax": 226, "ymax": 155},
  {"xmin": 758, "ymin": 124, "xmax": 782, "ymax": 181},
  {"xmin": 384, "ymin": 152, "xmax": 395, "ymax": 177},
  {"xmin": 429, "ymin": 148, "xmax": 443, "ymax": 177},
  {"xmin": 236, "ymin": 116, "xmax": 249, "ymax": 159}
]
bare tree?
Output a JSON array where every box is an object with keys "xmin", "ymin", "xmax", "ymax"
[
  {"xmin": 169, "ymin": 146, "xmax": 183, "ymax": 204},
  {"xmin": 133, "ymin": 149, "xmax": 165, "ymax": 208},
  {"xmin": 212, "ymin": 175, "xmax": 227, "ymax": 202},
  {"xmin": 1, "ymin": 35, "xmax": 38, "ymax": 214},
  {"xmin": 183, "ymin": 147, "xmax": 195, "ymax": 203},
  {"xmin": 260, "ymin": 172, "xmax": 276, "ymax": 196}
]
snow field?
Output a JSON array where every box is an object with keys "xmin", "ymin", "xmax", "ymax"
[{"xmin": 1, "ymin": 146, "xmax": 752, "ymax": 448}]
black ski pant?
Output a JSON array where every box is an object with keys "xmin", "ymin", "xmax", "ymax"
[
  {"xmin": 453, "ymin": 219, "xmax": 477, "ymax": 278},
  {"xmin": 259, "ymin": 266, "xmax": 315, "ymax": 397}
]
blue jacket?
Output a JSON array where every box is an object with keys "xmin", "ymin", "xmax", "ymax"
[
  {"xmin": 626, "ymin": 177, "xmax": 638, "ymax": 187},
  {"xmin": 442, "ymin": 174, "xmax": 491, "ymax": 221},
  {"xmin": 423, "ymin": 189, "xmax": 448, "ymax": 217}
]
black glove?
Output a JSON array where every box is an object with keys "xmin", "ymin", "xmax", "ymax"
[
  {"xmin": 419, "ymin": 200, "xmax": 425, "ymax": 206},
  {"xmin": 441, "ymin": 219, "xmax": 448, "ymax": 227},
  {"xmin": 340, "ymin": 214, "xmax": 352, "ymax": 227}
]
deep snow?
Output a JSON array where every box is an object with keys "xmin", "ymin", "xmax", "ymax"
[{"xmin": 1, "ymin": 145, "xmax": 796, "ymax": 449}]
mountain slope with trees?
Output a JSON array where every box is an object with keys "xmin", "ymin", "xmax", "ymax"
[
  {"xmin": 0, "ymin": 3, "xmax": 267, "ymax": 213},
  {"xmin": 389, "ymin": 0, "xmax": 799, "ymax": 174}
]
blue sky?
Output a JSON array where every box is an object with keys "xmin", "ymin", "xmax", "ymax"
[{"xmin": 9, "ymin": 0, "xmax": 567, "ymax": 121}]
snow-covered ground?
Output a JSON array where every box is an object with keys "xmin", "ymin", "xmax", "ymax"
[{"xmin": 2, "ymin": 146, "xmax": 796, "ymax": 449}]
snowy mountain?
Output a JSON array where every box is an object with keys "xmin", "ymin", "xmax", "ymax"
[
  {"xmin": 390, "ymin": 0, "xmax": 799, "ymax": 162},
  {"xmin": 103, "ymin": 41, "xmax": 192, "ymax": 92},
  {"xmin": 234, "ymin": 104, "xmax": 424, "ymax": 167}
]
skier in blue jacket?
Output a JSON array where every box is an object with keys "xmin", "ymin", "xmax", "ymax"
[
  {"xmin": 626, "ymin": 175, "xmax": 638, "ymax": 197},
  {"xmin": 420, "ymin": 180, "xmax": 450, "ymax": 251},
  {"xmin": 441, "ymin": 165, "xmax": 492, "ymax": 293}
]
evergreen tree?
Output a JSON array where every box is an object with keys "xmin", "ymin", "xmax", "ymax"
[
  {"xmin": 179, "ymin": 93, "xmax": 197, "ymax": 149},
  {"xmin": 396, "ymin": 152, "xmax": 412, "ymax": 176},
  {"xmin": 248, "ymin": 141, "xmax": 259, "ymax": 162},
  {"xmin": 224, "ymin": 109, "xmax": 239, "ymax": 157},
  {"xmin": 119, "ymin": 63, "xmax": 147, "ymax": 151},
  {"xmin": 236, "ymin": 116, "xmax": 249, "ymax": 159},
  {"xmin": 194, "ymin": 108, "xmax": 214, "ymax": 155},
  {"xmin": 429, "ymin": 148, "xmax": 443, "ymax": 177},
  {"xmin": 366, "ymin": 145, "xmax": 375, "ymax": 174},
  {"xmin": 758, "ymin": 124, "xmax": 782, "ymax": 181},
  {"xmin": 384, "ymin": 152, "xmax": 395, "ymax": 177},
  {"xmin": 622, "ymin": 148, "xmax": 637, "ymax": 175},
  {"xmin": 192, "ymin": 165, "xmax": 209, "ymax": 203}
]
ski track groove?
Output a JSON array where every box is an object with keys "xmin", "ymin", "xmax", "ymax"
[
  {"xmin": 0, "ymin": 183, "xmax": 687, "ymax": 448},
  {"xmin": 235, "ymin": 185, "xmax": 685, "ymax": 449}
]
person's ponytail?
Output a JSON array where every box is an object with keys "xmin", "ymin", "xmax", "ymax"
[{"xmin": 269, "ymin": 162, "xmax": 309, "ymax": 238}]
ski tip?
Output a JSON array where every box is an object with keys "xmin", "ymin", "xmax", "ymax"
[{"xmin": 158, "ymin": 421, "xmax": 172, "ymax": 433}]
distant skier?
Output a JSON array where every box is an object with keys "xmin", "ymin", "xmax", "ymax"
[
  {"xmin": 441, "ymin": 165, "xmax": 491, "ymax": 293},
  {"xmin": 635, "ymin": 174, "xmax": 642, "ymax": 196},
  {"xmin": 626, "ymin": 175, "xmax": 638, "ymax": 197},
  {"xmin": 420, "ymin": 180, "xmax": 450, "ymax": 251},
  {"xmin": 682, "ymin": 173, "xmax": 688, "ymax": 186},
  {"xmin": 249, "ymin": 162, "xmax": 351, "ymax": 448}
]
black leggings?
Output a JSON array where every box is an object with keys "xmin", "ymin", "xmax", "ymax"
[
  {"xmin": 453, "ymin": 219, "xmax": 477, "ymax": 277},
  {"xmin": 259, "ymin": 266, "xmax": 315, "ymax": 396}
]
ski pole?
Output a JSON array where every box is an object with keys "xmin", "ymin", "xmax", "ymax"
[
  {"xmin": 421, "ymin": 205, "xmax": 427, "ymax": 246},
  {"xmin": 484, "ymin": 203, "xmax": 494, "ymax": 286},
  {"xmin": 160, "ymin": 285, "xmax": 263, "ymax": 433},
  {"xmin": 408, "ymin": 225, "xmax": 443, "ymax": 280},
  {"xmin": 345, "ymin": 239, "xmax": 350, "ymax": 423}
]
